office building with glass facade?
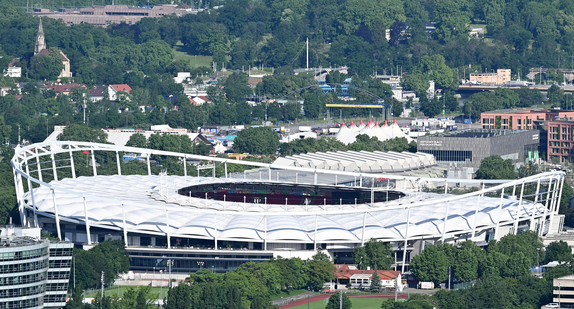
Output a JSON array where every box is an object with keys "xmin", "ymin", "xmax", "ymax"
[{"xmin": 0, "ymin": 227, "xmax": 72, "ymax": 309}]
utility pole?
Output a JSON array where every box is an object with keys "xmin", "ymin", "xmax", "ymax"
[
  {"xmin": 339, "ymin": 290, "xmax": 342, "ymax": 309},
  {"xmin": 394, "ymin": 279, "xmax": 398, "ymax": 302}
]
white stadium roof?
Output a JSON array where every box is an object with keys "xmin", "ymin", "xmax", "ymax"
[
  {"xmin": 28, "ymin": 174, "xmax": 546, "ymax": 244},
  {"xmin": 11, "ymin": 141, "xmax": 564, "ymax": 270},
  {"xmin": 272, "ymin": 151, "xmax": 436, "ymax": 173}
]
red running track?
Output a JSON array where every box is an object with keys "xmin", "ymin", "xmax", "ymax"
[{"xmin": 279, "ymin": 293, "xmax": 408, "ymax": 308}]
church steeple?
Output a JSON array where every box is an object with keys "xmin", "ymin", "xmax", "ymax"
[{"xmin": 34, "ymin": 18, "xmax": 46, "ymax": 55}]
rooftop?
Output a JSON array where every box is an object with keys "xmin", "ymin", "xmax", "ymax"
[
  {"xmin": 438, "ymin": 129, "xmax": 533, "ymax": 138},
  {"xmin": 334, "ymin": 264, "xmax": 401, "ymax": 280}
]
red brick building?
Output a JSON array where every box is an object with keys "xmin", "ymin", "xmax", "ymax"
[
  {"xmin": 547, "ymin": 120, "xmax": 574, "ymax": 163},
  {"xmin": 481, "ymin": 110, "xmax": 574, "ymax": 130}
]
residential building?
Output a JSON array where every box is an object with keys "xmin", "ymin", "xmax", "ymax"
[
  {"xmin": 4, "ymin": 66, "xmax": 21, "ymax": 78},
  {"xmin": 191, "ymin": 96, "xmax": 210, "ymax": 105},
  {"xmin": 481, "ymin": 110, "xmax": 547, "ymax": 130},
  {"xmin": 0, "ymin": 226, "xmax": 72, "ymax": 309},
  {"xmin": 4, "ymin": 59, "xmax": 21, "ymax": 78},
  {"xmin": 89, "ymin": 86, "xmax": 107, "ymax": 102},
  {"xmin": 108, "ymin": 84, "xmax": 132, "ymax": 101},
  {"xmin": 547, "ymin": 119, "xmax": 574, "ymax": 163},
  {"xmin": 45, "ymin": 83, "xmax": 86, "ymax": 96},
  {"xmin": 417, "ymin": 130, "xmax": 540, "ymax": 168},
  {"xmin": 469, "ymin": 69, "xmax": 511, "ymax": 85},
  {"xmin": 481, "ymin": 109, "xmax": 574, "ymax": 130}
]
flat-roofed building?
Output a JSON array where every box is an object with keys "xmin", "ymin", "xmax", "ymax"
[
  {"xmin": 481, "ymin": 110, "xmax": 574, "ymax": 130},
  {"xmin": 33, "ymin": 5, "xmax": 194, "ymax": 27},
  {"xmin": 417, "ymin": 130, "xmax": 540, "ymax": 168},
  {"xmin": 553, "ymin": 275, "xmax": 574, "ymax": 307},
  {"xmin": 547, "ymin": 119, "xmax": 574, "ymax": 163},
  {"xmin": 469, "ymin": 69, "xmax": 511, "ymax": 85}
]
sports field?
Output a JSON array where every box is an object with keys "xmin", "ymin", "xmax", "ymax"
[{"xmin": 280, "ymin": 294, "xmax": 407, "ymax": 309}]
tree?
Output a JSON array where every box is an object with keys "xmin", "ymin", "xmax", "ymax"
[
  {"xmin": 165, "ymin": 283, "xmax": 193, "ymax": 309},
  {"xmin": 237, "ymin": 262, "xmax": 283, "ymax": 295},
  {"xmin": 303, "ymin": 91, "xmax": 326, "ymax": 119},
  {"xmin": 419, "ymin": 55, "xmax": 456, "ymax": 90},
  {"xmin": 29, "ymin": 49, "xmax": 64, "ymax": 81},
  {"xmin": 452, "ymin": 241, "xmax": 484, "ymax": 282},
  {"xmin": 464, "ymin": 275, "xmax": 520, "ymax": 309},
  {"xmin": 270, "ymin": 257, "xmax": 309, "ymax": 290},
  {"xmin": 390, "ymin": 98, "xmax": 404, "ymax": 117},
  {"xmin": 548, "ymin": 84, "xmax": 564, "ymax": 105},
  {"xmin": 545, "ymin": 241, "xmax": 573, "ymax": 263},
  {"xmin": 559, "ymin": 183, "xmax": 574, "ymax": 227},
  {"xmin": 233, "ymin": 127, "xmax": 279, "ymax": 155},
  {"xmin": 354, "ymin": 239, "xmax": 393, "ymax": 270},
  {"xmin": 58, "ymin": 123, "xmax": 108, "ymax": 143},
  {"xmin": 126, "ymin": 133, "xmax": 148, "ymax": 148},
  {"xmin": 325, "ymin": 292, "xmax": 351, "ymax": 309},
  {"xmin": 475, "ymin": 156, "xmax": 517, "ymax": 180},
  {"xmin": 282, "ymin": 102, "xmax": 301, "ymax": 121},
  {"xmin": 370, "ymin": 270, "xmax": 381, "ymax": 292},
  {"xmin": 308, "ymin": 251, "xmax": 335, "ymax": 291},
  {"xmin": 410, "ymin": 244, "xmax": 451, "ymax": 285},
  {"xmin": 74, "ymin": 240, "xmax": 130, "ymax": 289},
  {"xmin": 65, "ymin": 285, "xmax": 88, "ymax": 309},
  {"xmin": 224, "ymin": 72, "xmax": 251, "ymax": 103},
  {"xmin": 419, "ymin": 97, "xmax": 443, "ymax": 118},
  {"xmin": 401, "ymin": 73, "xmax": 429, "ymax": 97}
]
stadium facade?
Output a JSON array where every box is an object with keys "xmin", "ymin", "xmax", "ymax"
[{"xmin": 12, "ymin": 142, "xmax": 565, "ymax": 273}]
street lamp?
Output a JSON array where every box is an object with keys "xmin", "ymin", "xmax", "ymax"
[
  {"xmin": 197, "ymin": 261, "xmax": 204, "ymax": 270},
  {"xmin": 159, "ymin": 270, "xmax": 163, "ymax": 300},
  {"xmin": 167, "ymin": 259, "xmax": 174, "ymax": 289}
]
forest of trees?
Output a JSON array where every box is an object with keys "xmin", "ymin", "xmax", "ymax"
[
  {"xmin": 0, "ymin": 0, "xmax": 573, "ymax": 148},
  {"xmin": 65, "ymin": 251, "xmax": 335, "ymax": 309}
]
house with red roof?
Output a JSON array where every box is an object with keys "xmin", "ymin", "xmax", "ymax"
[
  {"xmin": 191, "ymin": 96, "xmax": 210, "ymax": 106},
  {"xmin": 108, "ymin": 84, "xmax": 132, "ymax": 101},
  {"xmin": 334, "ymin": 264, "xmax": 402, "ymax": 289}
]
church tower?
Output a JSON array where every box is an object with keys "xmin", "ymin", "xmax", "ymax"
[{"xmin": 34, "ymin": 18, "xmax": 46, "ymax": 55}]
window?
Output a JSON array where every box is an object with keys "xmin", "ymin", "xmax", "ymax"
[{"xmin": 419, "ymin": 150, "xmax": 472, "ymax": 162}]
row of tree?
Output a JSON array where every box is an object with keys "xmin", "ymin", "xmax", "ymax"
[
  {"xmin": 233, "ymin": 127, "xmax": 418, "ymax": 156},
  {"xmin": 163, "ymin": 252, "xmax": 334, "ymax": 309}
]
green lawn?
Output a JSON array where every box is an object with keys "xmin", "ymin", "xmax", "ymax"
[
  {"xmin": 289, "ymin": 297, "xmax": 385, "ymax": 309},
  {"xmin": 172, "ymin": 42, "xmax": 212, "ymax": 68}
]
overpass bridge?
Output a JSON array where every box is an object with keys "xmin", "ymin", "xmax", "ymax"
[
  {"xmin": 458, "ymin": 84, "xmax": 574, "ymax": 93},
  {"xmin": 527, "ymin": 68, "xmax": 574, "ymax": 81}
]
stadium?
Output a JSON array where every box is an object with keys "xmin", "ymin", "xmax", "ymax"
[{"xmin": 12, "ymin": 141, "xmax": 565, "ymax": 273}]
